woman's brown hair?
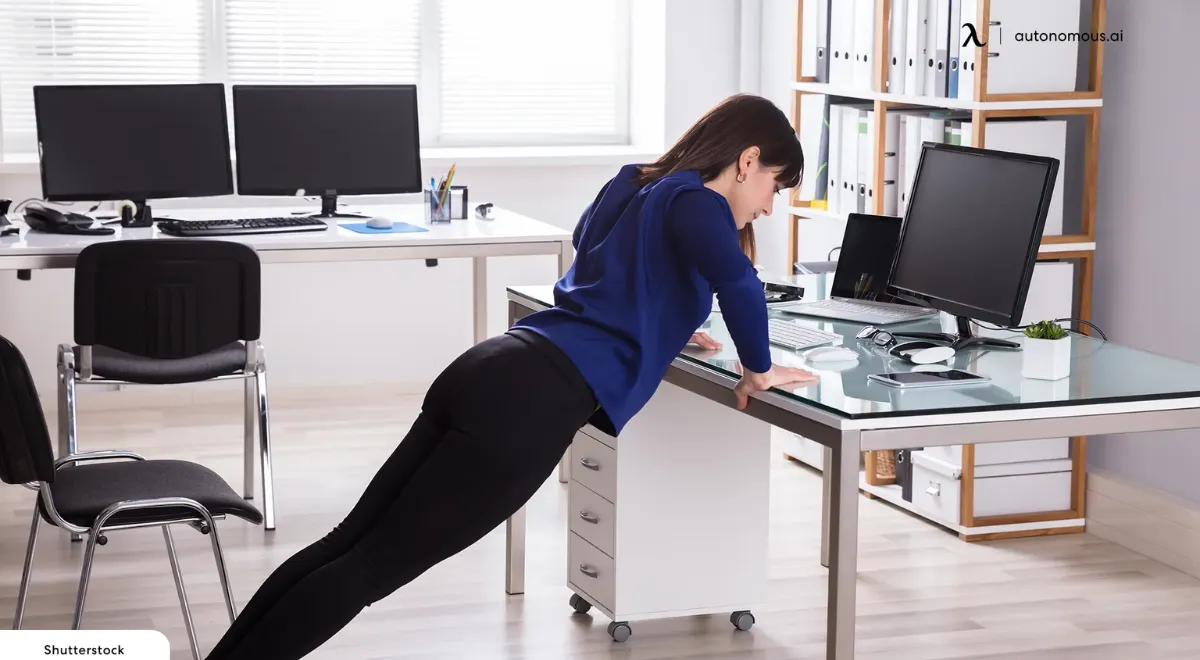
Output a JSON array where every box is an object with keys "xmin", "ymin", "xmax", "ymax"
[{"xmin": 634, "ymin": 94, "xmax": 805, "ymax": 264}]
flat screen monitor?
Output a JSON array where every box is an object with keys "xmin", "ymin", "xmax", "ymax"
[
  {"xmin": 231, "ymin": 84, "xmax": 423, "ymax": 217},
  {"xmin": 33, "ymin": 83, "xmax": 234, "ymax": 206},
  {"xmin": 886, "ymin": 142, "xmax": 1059, "ymax": 351}
]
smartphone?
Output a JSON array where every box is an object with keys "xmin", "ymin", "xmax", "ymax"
[{"xmin": 868, "ymin": 369, "xmax": 991, "ymax": 389}]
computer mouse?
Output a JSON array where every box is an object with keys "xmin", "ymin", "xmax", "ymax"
[
  {"xmin": 890, "ymin": 342, "xmax": 956, "ymax": 365},
  {"xmin": 804, "ymin": 346, "xmax": 859, "ymax": 363},
  {"xmin": 366, "ymin": 216, "xmax": 393, "ymax": 230}
]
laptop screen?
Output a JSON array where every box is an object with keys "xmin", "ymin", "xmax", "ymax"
[{"xmin": 830, "ymin": 213, "xmax": 904, "ymax": 301}]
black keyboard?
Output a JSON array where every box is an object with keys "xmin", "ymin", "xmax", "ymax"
[{"xmin": 157, "ymin": 216, "xmax": 329, "ymax": 237}]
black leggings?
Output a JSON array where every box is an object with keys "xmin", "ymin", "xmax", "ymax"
[{"xmin": 204, "ymin": 329, "xmax": 597, "ymax": 660}]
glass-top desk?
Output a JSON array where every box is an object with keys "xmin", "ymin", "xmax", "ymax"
[{"xmin": 504, "ymin": 281, "xmax": 1200, "ymax": 660}]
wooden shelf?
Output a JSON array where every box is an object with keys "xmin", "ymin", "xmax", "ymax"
[{"xmin": 792, "ymin": 81, "xmax": 1103, "ymax": 112}]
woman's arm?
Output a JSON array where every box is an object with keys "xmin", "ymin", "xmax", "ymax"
[{"xmin": 665, "ymin": 190, "xmax": 772, "ymax": 374}]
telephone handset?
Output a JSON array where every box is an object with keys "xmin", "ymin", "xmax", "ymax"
[{"xmin": 23, "ymin": 205, "xmax": 115, "ymax": 236}]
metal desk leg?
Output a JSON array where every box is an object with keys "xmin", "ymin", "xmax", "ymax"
[
  {"xmin": 821, "ymin": 445, "xmax": 832, "ymax": 567},
  {"xmin": 506, "ymin": 505, "xmax": 526, "ymax": 594},
  {"xmin": 557, "ymin": 240, "xmax": 575, "ymax": 485},
  {"xmin": 826, "ymin": 433, "xmax": 860, "ymax": 660},
  {"xmin": 558, "ymin": 447, "xmax": 570, "ymax": 483},
  {"xmin": 473, "ymin": 257, "xmax": 488, "ymax": 344}
]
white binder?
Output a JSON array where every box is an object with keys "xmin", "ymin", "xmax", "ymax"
[
  {"xmin": 839, "ymin": 105, "xmax": 864, "ymax": 214},
  {"xmin": 816, "ymin": 0, "xmax": 832, "ymax": 82},
  {"xmin": 859, "ymin": 110, "xmax": 875, "ymax": 213},
  {"xmin": 987, "ymin": 0, "xmax": 1081, "ymax": 94},
  {"xmin": 853, "ymin": 0, "xmax": 877, "ymax": 90},
  {"xmin": 903, "ymin": 0, "xmax": 927, "ymax": 96},
  {"xmin": 947, "ymin": 0, "xmax": 962, "ymax": 98},
  {"xmin": 882, "ymin": 111, "xmax": 902, "ymax": 215},
  {"xmin": 827, "ymin": 103, "xmax": 842, "ymax": 215},
  {"xmin": 932, "ymin": 0, "xmax": 951, "ymax": 97},
  {"xmin": 888, "ymin": 0, "xmax": 907, "ymax": 94},
  {"xmin": 803, "ymin": 0, "xmax": 833, "ymax": 83},
  {"xmin": 829, "ymin": 0, "xmax": 857, "ymax": 86},
  {"xmin": 956, "ymin": 0, "xmax": 977, "ymax": 100},
  {"xmin": 796, "ymin": 94, "xmax": 828, "ymax": 203},
  {"xmin": 901, "ymin": 114, "xmax": 924, "ymax": 214}
]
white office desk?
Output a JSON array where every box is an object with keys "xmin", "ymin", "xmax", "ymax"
[
  {"xmin": 0, "ymin": 203, "xmax": 575, "ymax": 529},
  {"xmin": 504, "ymin": 284, "xmax": 1200, "ymax": 659}
]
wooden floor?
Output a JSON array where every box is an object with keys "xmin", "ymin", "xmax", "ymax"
[{"xmin": 4, "ymin": 392, "xmax": 1200, "ymax": 659}]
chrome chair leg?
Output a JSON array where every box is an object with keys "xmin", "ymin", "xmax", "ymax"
[
  {"xmin": 204, "ymin": 516, "xmax": 238, "ymax": 622},
  {"xmin": 163, "ymin": 526, "xmax": 201, "ymax": 660},
  {"xmin": 71, "ymin": 532, "xmax": 102, "ymax": 629},
  {"xmin": 58, "ymin": 347, "xmax": 83, "ymax": 543},
  {"xmin": 256, "ymin": 349, "xmax": 275, "ymax": 531},
  {"xmin": 13, "ymin": 507, "xmax": 40, "ymax": 630},
  {"xmin": 243, "ymin": 375, "xmax": 256, "ymax": 500}
]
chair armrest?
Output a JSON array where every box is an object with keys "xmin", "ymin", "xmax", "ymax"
[{"xmin": 55, "ymin": 450, "xmax": 146, "ymax": 469}]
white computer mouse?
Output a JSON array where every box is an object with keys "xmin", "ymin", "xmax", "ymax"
[
  {"xmin": 907, "ymin": 345, "xmax": 956, "ymax": 365},
  {"xmin": 366, "ymin": 216, "xmax": 393, "ymax": 230},
  {"xmin": 804, "ymin": 346, "xmax": 859, "ymax": 363}
]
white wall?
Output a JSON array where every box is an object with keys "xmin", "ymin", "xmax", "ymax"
[{"xmin": 0, "ymin": 0, "xmax": 750, "ymax": 396}]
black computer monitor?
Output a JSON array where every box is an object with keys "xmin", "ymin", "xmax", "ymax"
[
  {"xmin": 886, "ymin": 142, "xmax": 1060, "ymax": 351},
  {"xmin": 231, "ymin": 84, "xmax": 423, "ymax": 218},
  {"xmin": 34, "ymin": 83, "xmax": 234, "ymax": 224}
]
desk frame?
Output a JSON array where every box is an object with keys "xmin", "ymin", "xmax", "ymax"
[{"xmin": 504, "ymin": 291, "xmax": 1200, "ymax": 660}]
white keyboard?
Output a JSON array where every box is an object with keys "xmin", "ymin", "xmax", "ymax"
[
  {"xmin": 766, "ymin": 318, "xmax": 841, "ymax": 351},
  {"xmin": 780, "ymin": 298, "xmax": 937, "ymax": 324}
]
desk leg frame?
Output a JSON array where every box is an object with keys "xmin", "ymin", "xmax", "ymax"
[
  {"xmin": 825, "ymin": 432, "xmax": 860, "ymax": 660},
  {"xmin": 556, "ymin": 241, "xmax": 573, "ymax": 484}
]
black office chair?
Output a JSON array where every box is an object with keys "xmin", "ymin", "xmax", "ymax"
[
  {"xmin": 57, "ymin": 239, "xmax": 276, "ymax": 533},
  {"xmin": 0, "ymin": 332, "xmax": 262, "ymax": 659}
]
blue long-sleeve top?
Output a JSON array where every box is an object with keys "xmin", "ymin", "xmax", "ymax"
[{"xmin": 513, "ymin": 164, "xmax": 771, "ymax": 436}]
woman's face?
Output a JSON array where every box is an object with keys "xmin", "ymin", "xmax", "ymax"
[{"xmin": 728, "ymin": 151, "xmax": 783, "ymax": 229}]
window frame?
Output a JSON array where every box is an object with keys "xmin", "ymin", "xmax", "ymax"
[{"xmin": 0, "ymin": 0, "xmax": 635, "ymax": 154}]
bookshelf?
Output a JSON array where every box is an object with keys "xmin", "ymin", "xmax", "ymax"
[{"xmin": 784, "ymin": 0, "xmax": 1106, "ymax": 541}]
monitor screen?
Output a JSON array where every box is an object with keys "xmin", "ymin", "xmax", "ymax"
[
  {"xmin": 887, "ymin": 143, "xmax": 1058, "ymax": 327},
  {"xmin": 232, "ymin": 85, "xmax": 422, "ymax": 197},
  {"xmin": 831, "ymin": 213, "xmax": 904, "ymax": 302},
  {"xmin": 34, "ymin": 84, "xmax": 234, "ymax": 202}
]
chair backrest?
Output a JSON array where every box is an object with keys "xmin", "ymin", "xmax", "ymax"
[
  {"xmin": 0, "ymin": 334, "xmax": 56, "ymax": 485},
  {"xmin": 74, "ymin": 239, "xmax": 261, "ymax": 359}
]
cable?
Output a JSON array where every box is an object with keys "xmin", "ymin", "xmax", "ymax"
[
  {"xmin": 827, "ymin": 246, "xmax": 841, "ymax": 261},
  {"xmin": 974, "ymin": 317, "xmax": 1106, "ymax": 342}
]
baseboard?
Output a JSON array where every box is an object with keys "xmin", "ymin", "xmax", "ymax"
[
  {"xmin": 39, "ymin": 379, "xmax": 433, "ymax": 414},
  {"xmin": 1086, "ymin": 469, "xmax": 1200, "ymax": 580}
]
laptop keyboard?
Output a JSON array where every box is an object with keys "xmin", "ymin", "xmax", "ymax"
[{"xmin": 800, "ymin": 298, "xmax": 933, "ymax": 321}]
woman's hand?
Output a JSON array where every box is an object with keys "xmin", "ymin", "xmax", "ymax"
[
  {"xmin": 688, "ymin": 332, "xmax": 723, "ymax": 350},
  {"xmin": 733, "ymin": 363, "xmax": 819, "ymax": 410}
]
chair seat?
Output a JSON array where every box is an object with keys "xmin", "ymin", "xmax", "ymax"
[
  {"xmin": 44, "ymin": 459, "xmax": 263, "ymax": 528},
  {"xmin": 76, "ymin": 342, "xmax": 247, "ymax": 384}
]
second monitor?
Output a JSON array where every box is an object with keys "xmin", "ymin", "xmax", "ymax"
[
  {"xmin": 888, "ymin": 142, "xmax": 1060, "ymax": 351},
  {"xmin": 232, "ymin": 84, "xmax": 423, "ymax": 218}
]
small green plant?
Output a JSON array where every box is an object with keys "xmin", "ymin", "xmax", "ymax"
[{"xmin": 1024, "ymin": 320, "xmax": 1068, "ymax": 340}]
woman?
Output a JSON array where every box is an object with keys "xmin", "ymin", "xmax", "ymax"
[{"xmin": 204, "ymin": 93, "xmax": 818, "ymax": 660}]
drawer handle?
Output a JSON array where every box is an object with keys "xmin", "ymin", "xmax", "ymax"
[
  {"xmin": 579, "ymin": 564, "xmax": 599, "ymax": 579},
  {"xmin": 579, "ymin": 457, "xmax": 601, "ymax": 471},
  {"xmin": 926, "ymin": 483, "xmax": 941, "ymax": 497},
  {"xmin": 579, "ymin": 510, "xmax": 599, "ymax": 524}
]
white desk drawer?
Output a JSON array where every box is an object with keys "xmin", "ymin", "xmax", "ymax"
[
  {"xmin": 569, "ymin": 480, "xmax": 615, "ymax": 557},
  {"xmin": 568, "ymin": 531, "xmax": 615, "ymax": 611},
  {"xmin": 975, "ymin": 471, "xmax": 1073, "ymax": 517},
  {"xmin": 580, "ymin": 423, "xmax": 618, "ymax": 450},
  {"xmin": 911, "ymin": 457, "xmax": 961, "ymax": 526},
  {"xmin": 924, "ymin": 439, "xmax": 1070, "ymax": 467},
  {"xmin": 572, "ymin": 432, "xmax": 616, "ymax": 501}
]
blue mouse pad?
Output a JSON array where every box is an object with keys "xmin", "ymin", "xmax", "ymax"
[{"xmin": 340, "ymin": 221, "xmax": 428, "ymax": 234}]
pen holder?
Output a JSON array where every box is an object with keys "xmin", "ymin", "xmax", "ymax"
[{"xmin": 424, "ymin": 185, "xmax": 469, "ymax": 223}]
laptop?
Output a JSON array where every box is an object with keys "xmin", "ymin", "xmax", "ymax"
[{"xmin": 777, "ymin": 213, "xmax": 938, "ymax": 325}]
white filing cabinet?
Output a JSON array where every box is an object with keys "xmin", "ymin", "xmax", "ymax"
[{"xmin": 565, "ymin": 380, "xmax": 771, "ymax": 642}]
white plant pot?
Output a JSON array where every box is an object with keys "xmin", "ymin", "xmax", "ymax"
[{"xmin": 1022, "ymin": 337, "xmax": 1071, "ymax": 381}]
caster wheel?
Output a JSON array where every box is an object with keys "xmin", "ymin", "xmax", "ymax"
[
  {"xmin": 730, "ymin": 610, "xmax": 755, "ymax": 631},
  {"xmin": 569, "ymin": 594, "xmax": 592, "ymax": 614},
  {"xmin": 608, "ymin": 621, "xmax": 632, "ymax": 642}
]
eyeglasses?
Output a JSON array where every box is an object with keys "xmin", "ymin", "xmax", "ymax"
[{"xmin": 856, "ymin": 326, "xmax": 897, "ymax": 349}]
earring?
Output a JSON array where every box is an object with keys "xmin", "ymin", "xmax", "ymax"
[{"xmin": 736, "ymin": 173, "xmax": 746, "ymax": 183}]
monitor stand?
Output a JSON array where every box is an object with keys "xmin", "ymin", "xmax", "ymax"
[
  {"xmin": 303, "ymin": 194, "xmax": 370, "ymax": 219},
  {"xmin": 894, "ymin": 316, "xmax": 1021, "ymax": 351}
]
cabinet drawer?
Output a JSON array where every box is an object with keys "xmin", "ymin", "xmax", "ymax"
[
  {"xmin": 568, "ymin": 531, "xmax": 615, "ymax": 611},
  {"xmin": 572, "ymin": 432, "xmax": 616, "ymax": 501},
  {"xmin": 911, "ymin": 458, "xmax": 962, "ymax": 526},
  {"xmin": 569, "ymin": 480, "xmax": 616, "ymax": 557},
  {"xmin": 975, "ymin": 471, "xmax": 1073, "ymax": 518},
  {"xmin": 579, "ymin": 423, "xmax": 618, "ymax": 450}
]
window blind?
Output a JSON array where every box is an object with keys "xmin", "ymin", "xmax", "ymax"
[
  {"xmin": 224, "ymin": 0, "xmax": 422, "ymax": 85},
  {"xmin": 0, "ymin": 0, "xmax": 205, "ymax": 154},
  {"xmin": 437, "ymin": 0, "xmax": 629, "ymax": 146}
]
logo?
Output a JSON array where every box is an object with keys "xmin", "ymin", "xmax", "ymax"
[{"xmin": 962, "ymin": 22, "xmax": 987, "ymax": 47}]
